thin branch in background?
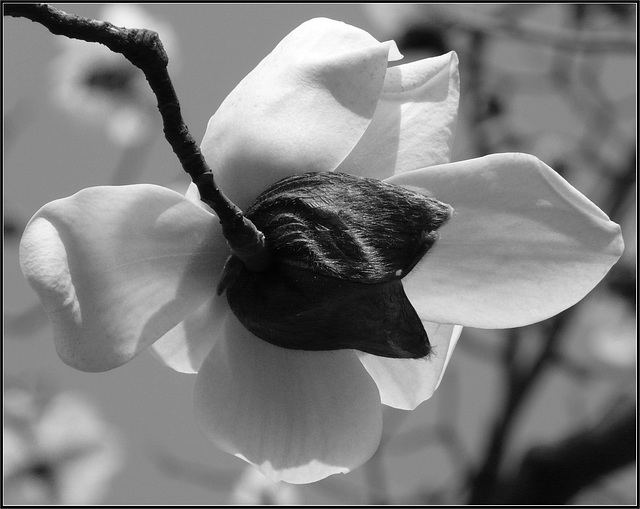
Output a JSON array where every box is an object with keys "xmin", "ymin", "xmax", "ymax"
[
  {"xmin": 463, "ymin": 29, "xmax": 492, "ymax": 157},
  {"xmin": 494, "ymin": 394, "xmax": 636, "ymax": 504},
  {"xmin": 4, "ymin": 3, "xmax": 270, "ymax": 272},
  {"xmin": 446, "ymin": 9, "xmax": 636, "ymax": 53},
  {"xmin": 545, "ymin": 23, "xmax": 634, "ymax": 195},
  {"xmin": 602, "ymin": 147, "xmax": 637, "ymax": 224},
  {"xmin": 388, "ymin": 4, "xmax": 635, "ymax": 505},
  {"xmin": 463, "ymin": 16, "xmax": 635, "ymax": 497},
  {"xmin": 467, "ymin": 317, "xmax": 569, "ymax": 504},
  {"xmin": 468, "ymin": 292, "xmax": 635, "ymax": 505}
]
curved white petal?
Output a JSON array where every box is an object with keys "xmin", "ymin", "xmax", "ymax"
[
  {"xmin": 19, "ymin": 185, "xmax": 229, "ymax": 372},
  {"xmin": 338, "ymin": 51, "xmax": 459, "ymax": 179},
  {"xmin": 148, "ymin": 295, "xmax": 228, "ymax": 374},
  {"xmin": 387, "ymin": 153, "xmax": 624, "ymax": 328},
  {"xmin": 193, "ymin": 311, "xmax": 383, "ymax": 484},
  {"xmin": 201, "ymin": 18, "xmax": 396, "ymax": 210},
  {"xmin": 357, "ymin": 323, "xmax": 463, "ymax": 410}
]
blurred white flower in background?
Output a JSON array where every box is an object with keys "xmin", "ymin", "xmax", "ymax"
[
  {"xmin": 50, "ymin": 4, "xmax": 179, "ymax": 147},
  {"xmin": 559, "ymin": 287, "xmax": 635, "ymax": 373},
  {"xmin": 229, "ymin": 466, "xmax": 302, "ymax": 505},
  {"xmin": 3, "ymin": 383, "xmax": 124, "ymax": 505},
  {"xmin": 583, "ymin": 294, "xmax": 636, "ymax": 369}
]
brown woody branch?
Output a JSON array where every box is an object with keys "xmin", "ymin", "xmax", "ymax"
[{"xmin": 4, "ymin": 3, "xmax": 270, "ymax": 271}]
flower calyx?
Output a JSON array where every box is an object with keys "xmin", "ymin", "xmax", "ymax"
[{"xmin": 218, "ymin": 172, "xmax": 453, "ymax": 358}]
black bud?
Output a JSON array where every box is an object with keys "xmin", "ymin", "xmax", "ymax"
[{"xmin": 220, "ymin": 172, "xmax": 453, "ymax": 358}]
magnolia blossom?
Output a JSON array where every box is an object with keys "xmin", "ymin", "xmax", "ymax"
[
  {"xmin": 20, "ymin": 18, "xmax": 623, "ymax": 483},
  {"xmin": 50, "ymin": 4, "xmax": 179, "ymax": 146},
  {"xmin": 3, "ymin": 385, "xmax": 123, "ymax": 504}
]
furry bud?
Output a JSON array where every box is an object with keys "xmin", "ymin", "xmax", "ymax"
[{"xmin": 219, "ymin": 172, "xmax": 452, "ymax": 358}]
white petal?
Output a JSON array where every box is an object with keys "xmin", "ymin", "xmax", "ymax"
[
  {"xmin": 338, "ymin": 52, "xmax": 460, "ymax": 179},
  {"xmin": 148, "ymin": 295, "xmax": 228, "ymax": 374},
  {"xmin": 201, "ymin": 18, "xmax": 396, "ymax": 209},
  {"xmin": 19, "ymin": 185, "xmax": 228, "ymax": 372},
  {"xmin": 387, "ymin": 153, "xmax": 624, "ymax": 328},
  {"xmin": 357, "ymin": 323, "xmax": 463, "ymax": 410},
  {"xmin": 193, "ymin": 311, "xmax": 383, "ymax": 484}
]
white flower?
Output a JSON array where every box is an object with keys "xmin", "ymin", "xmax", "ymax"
[
  {"xmin": 3, "ymin": 385, "xmax": 124, "ymax": 504},
  {"xmin": 20, "ymin": 18, "xmax": 623, "ymax": 484},
  {"xmin": 50, "ymin": 5, "xmax": 179, "ymax": 147}
]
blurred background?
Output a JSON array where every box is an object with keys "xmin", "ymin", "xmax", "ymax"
[{"xmin": 3, "ymin": 3, "xmax": 636, "ymax": 505}]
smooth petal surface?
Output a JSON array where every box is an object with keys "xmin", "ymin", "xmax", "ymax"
[
  {"xmin": 19, "ymin": 185, "xmax": 229, "ymax": 372},
  {"xmin": 201, "ymin": 18, "xmax": 396, "ymax": 210},
  {"xmin": 357, "ymin": 323, "xmax": 463, "ymax": 410},
  {"xmin": 147, "ymin": 183, "xmax": 225, "ymax": 373},
  {"xmin": 338, "ymin": 52, "xmax": 460, "ymax": 179},
  {"xmin": 194, "ymin": 311, "xmax": 383, "ymax": 484},
  {"xmin": 148, "ymin": 295, "xmax": 228, "ymax": 373},
  {"xmin": 387, "ymin": 153, "xmax": 624, "ymax": 328}
]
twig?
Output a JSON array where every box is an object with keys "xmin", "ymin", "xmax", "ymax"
[
  {"xmin": 467, "ymin": 319, "xmax": 567, "ymax": 504},
  {"xmin": 443, "ymin": 10, "xmax": 635, "ymax": 53},
  {"xmin": 493, "ymin": 394, "xmax": 636, "ymax": 504},
  {"xmin": 464, "ymin": 29, "xmax": 492, "ymax": 157},
  {"xmin": 4, "ymin": 3, "xmax": 270, "ymax": 271}
]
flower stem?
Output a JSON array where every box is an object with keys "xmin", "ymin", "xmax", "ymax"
[{"xmin": 4, "ymin": 2, "xmax": 270, "ymax": 271}]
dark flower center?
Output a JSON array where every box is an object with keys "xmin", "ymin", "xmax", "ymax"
[{"xmin": 218, "ymin": 172, "xmax": 452, "ymax": 359}]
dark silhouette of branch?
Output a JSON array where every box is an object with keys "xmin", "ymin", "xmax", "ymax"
[
  {"xmin": 493, "ymin": 394, "xmax": 636, "ymax": 504},
  {"xmin": 4, "ymin": 3, "xmax": 270, "ymax": 271},
  {"xmin": 467, "ymin": 317, "xmax": 568, "ymax": 504},
  {"xmin": 467, "ymin": 291, "xmax": 634, "ymax": 505},
  {"xmin": 442, "ymin": 11, "xmax": 635, "ymax": 53}
]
